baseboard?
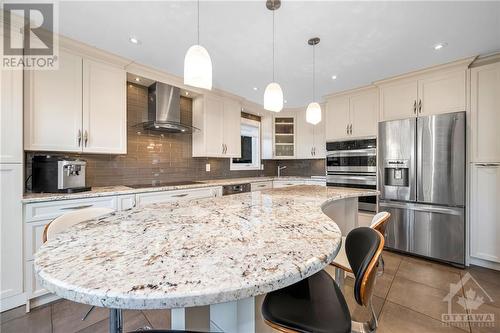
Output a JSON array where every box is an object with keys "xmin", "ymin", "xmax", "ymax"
[
  {"xmin": 0, "ymin": 293, "xmax": 26, "ymax": 312},
  {"xmin": 470, "ymin": 257, "xmax": 500, "ymax": 271}
]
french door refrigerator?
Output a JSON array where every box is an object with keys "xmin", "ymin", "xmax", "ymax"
[{"xmin": 378, "ymin": 111, "xmax": 466, "ymax": 266}]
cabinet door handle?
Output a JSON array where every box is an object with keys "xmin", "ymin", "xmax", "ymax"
[
  {"xmin": 476, "ymin": 163, "xmax": 499, "ymax": 167},
  {"xmin": 224, "ymin": 144, "xmax": 227, "ymax": 154},
  {"xmin": 418, "ymin": 99, "xmax": 422, "ymax": 113},
  {"xmin": 77, "ymin": 130, "xmax": 82, "ymax": 147},
  {"xmin": 413, "ymin": 100, "xmax": 417, "ymax": 114},
  {"xmin": 349, "ymin": 124, "xmax": 352, "ymax": 135},
  {"xmin": 83, "ymin": 130, "xmax": 88, "ymax": 147},
  {"xmin": 61, "ymin": 204, "xmax": 93, "ymax": 210},
  {"xmin": 222, "ymin": 144, "xmax": 225, "ymax": 154},
  {"xmin": 172, "ymin": 193, "xmax": 189, "ymax": 198},
  {"xmin": 346, "ymin": 124, "xmax": 349, "ymax": 135},
  {"xmin": 313, "ymin": 147, "xmax": 316, "ymax": 156}
]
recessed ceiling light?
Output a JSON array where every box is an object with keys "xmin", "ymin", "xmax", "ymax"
[
  {"xmin": 253, "ymin": 87, "xmax": 258, "ymax": 91},
  {"xmin": 331, "ymin": 75, "xmax": 337, "ymax": 80},
  {"xmin": 135, "ymin": 77, "xmax": 140, "ymax": 82},
  {"xmin": 129, "ymin": 36, "xmax": 140, "ymax": 44},
  {"xmin": 185, "ymin": 91, "xmax": 189, "ymax": 96},
  {"xmin": 434, "ymin": 42, "xmax": 447, "ymax": 50},
  {"xmin": 284, "ymin": 100, "xmax": 288, "ymax": 104}
]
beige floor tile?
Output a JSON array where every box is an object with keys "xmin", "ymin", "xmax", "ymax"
[
  {"xmin": 0, "ymin": 304, "xmax": 52, "ymax": 333},
  {"xmin": 381, "ymin": 251, "xmax": 403, "ymax": 276},
  {"xmin": 52, "ymin": 300, "xmax": 108, "ymax": 333},
  {"xmin": 387, "ymin": 276, "xmax": 469, "ymax": 332},
  {"xmin": 142, "ymin": 309, "xmax": 171, "ymax": 329},
  {"xmin": 372, "ymin": 273, "xmax": 394, "ymax": 299},
  {"xmin": 464, "ymin": 266, "xmax": 500, "ymax": 288},
  {"xmin": 468, "ymin": 302, "xmax": 500, "ymax": 333},
  {"xmin": 76, "ymin": 310, "xmax": 150, "ymax": 333},
  {"xmin": 0, "ymin": 305, "xmax": 29, "ymax": 324},
  {"xmin": 462, "ymin": 275, "xmax": 500, "ymax": 309},
  {"xmin": 404, "ymin": 256, "xmax": 465, "ymax": 275},
  {"xmin": 397, "ymin": 259, "xmax": 462, "ymax": 291},
  {"xmin": 377, "ymin": 301, "xmax": 469, "ymax": 333}
]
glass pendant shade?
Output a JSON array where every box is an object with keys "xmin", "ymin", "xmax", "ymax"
[
  {"xmin": 184, "ymin": 44, "xmax": 212, "ymax": 90},
  {"xmin": 306, "ymin": 102, "xmax": 322, "ymax": 125},
  {"xmin": 264, "ymin": 82, "xmax": 283, "ymax": 112}
]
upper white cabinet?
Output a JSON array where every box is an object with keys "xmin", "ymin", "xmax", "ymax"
[
  {"xmin": 192, "ymin": 95, "xmax": 241, "ymax": 158},
  {"xmin": 470, "ymin": 163, "xmax": 500, "ymax": 264},
  {"xmin": 24, "ymin": 49, "xmax": 127, "ymax": 154},
  {"xmin": 0, "ymin": 68, "xmax": 23, "ymax": 163},
  {"xmin": 470, "ymin": 61, "xmax": 500, "ymax": 163},
  {"xmin": 296, "ymin": 108, "xmax": 325, "ymax": 159},
  {"xmin": 82, "ymin": 59, "xmax": 127, "ymax": 154},
  {"xmin": 325, "ymin": 87, "xmax": 378, "ymax": 141},
  {"xmin": 24, "ymin": 50, "xmax": 83, "ymax": 152},
  {"xmin": 273, "ymin": 113, "xmax": 296, "ymax": 159},
  {"xmin": 377, "ymin": 60, "xmax": 471, "ymax": 121}
]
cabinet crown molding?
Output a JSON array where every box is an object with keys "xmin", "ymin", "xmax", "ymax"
[
  {"xmin": 470, "ymin": 52, "xmax": 500, "ymax": 68},
  {"xmin": 374, "ymin": 56, "xmax": 477, "ymax": 86},
  {"xmin": 323, "ymin": 85, "xmax": 378, "ymax": 100}
]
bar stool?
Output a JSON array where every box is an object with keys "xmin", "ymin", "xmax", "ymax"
[
  {"xmin": 43, "ymin": 207, "xmax": 115, "ymax": 321},
  {"xmin": 262, "ymin": 227, "xmax": 385, "ymax": 333},
  {"xmin": 331, "ymin": 212, "xmax": 391, "ymax": 287}
]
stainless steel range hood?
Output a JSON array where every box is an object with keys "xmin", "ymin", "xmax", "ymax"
[{"xmin": 143, "ymin": 82, "xmax": 198, "ymax": 133}]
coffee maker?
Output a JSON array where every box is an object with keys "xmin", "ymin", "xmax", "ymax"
[{"xmin": 32, "ymin": 156, "xmax": 91, "ymax": 193}]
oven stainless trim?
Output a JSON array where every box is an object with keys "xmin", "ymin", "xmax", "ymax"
[
  {"xmin": 326, "ymin": 173, "xmax": 377, "ymax": 186},
  {"xmin": 326, "ymin": 148, "xmax": 376, "ymax": 157},
  {"xmin": 327, "ymin": 166, "xmax": 377, "ymax": 173}
]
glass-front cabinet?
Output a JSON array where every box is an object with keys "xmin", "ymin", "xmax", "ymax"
[{"xmin": 273, "ymin": 116, "xmax": 295, "ymax": 158}]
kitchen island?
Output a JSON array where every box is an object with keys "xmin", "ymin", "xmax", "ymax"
[{"xmin": 34, "ymin": 185, "xmax": 377, "ymax": 333}]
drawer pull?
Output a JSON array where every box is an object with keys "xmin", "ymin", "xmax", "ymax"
[
  {"xmin": 61, "ymin": 204, "xmax": 93, "ymax": 210},
  {"xmin": 258, "ymin": 184, "xmax": 267, "ymax": 187},
  {"xmin": 172, "ymin": 193, "xmax": 189, "ymax": 198}
]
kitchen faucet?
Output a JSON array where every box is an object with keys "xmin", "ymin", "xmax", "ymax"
[{"xmin": 277, "ymin": 165, "xmax": 287, "ymax": 177}]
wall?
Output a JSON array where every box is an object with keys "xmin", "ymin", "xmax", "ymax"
[{"xmin": 25, "ymin": 83, "xmax": 324, "ymax": 189}]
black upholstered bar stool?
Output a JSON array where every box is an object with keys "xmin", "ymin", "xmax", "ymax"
[{"xmin": 262, "ymin": 227, "xmax": 385, "ymax": 333}]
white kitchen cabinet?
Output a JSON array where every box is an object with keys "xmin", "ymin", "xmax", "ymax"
[
  {"xmin": 192, "ymin": 95, "xmax": 241, "ymax": 158},
  {"xmin": 273, "ymin": 115, "xmax": 296, "ymax": 159},
  {"xmin": 135, "ymin": 186, "xmax": 222, "ymax": 207},
  {"xmin": 261, "ymin": 112, "xmax": 274, "ymax": 160},
  {"xmin": 296, "ymin": 108, "xmax": 326, "ymax": 159},
  {"xmin": 272, "ymin": 180, "xmax": 304, "ymax": 188},
  {"xmin": 23, "ymin": 193, "xmax": 136, "ymax": 306},
  {"xmin": 326, "ymin": 95, "xmax": 350, "ymax": 141},
  {"xmin": 470, "ymin": 62, "xmax": 500, "ymax": 163},
  {"xmin": 470, "ymin": 163, "xmax": 500, "ymax": 264},
  {"xmin": 349, "ymin": 89, "xmax": 379, "ymax": 137},
  {"xmin": 24, "ymin": 49, "xmax": 83, "ymax": 152},
  {"xmin": 378, "ymin": 80, "xmax": 418, "ymax": 121},
  {"xmin": 0, "ymin": 68, "xmax": 23, "ymax": 163},
  {"xmin": 377, "ymin": 63, "xmax": 470, "ymax": 121},
  {"xmin": 222, "ymin": 99, "xmax": 242, "ymax": 158},
  {"xmin": 82, "ymin": 59, "xmax": 127, "ymax": 154},
  {"xmin": 24, "ymin": 50, "xmax": 127, "ymax": 154},
  {"xmin": 0, "ymin": 164, "xmax": 24, "ymax": 310},
  {"xmin": 325, "ymin": 87, "xmax": 378, "ymax": 140}
]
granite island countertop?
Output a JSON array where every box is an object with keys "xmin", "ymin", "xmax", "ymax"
[
  {"xmin": 22, "ymin": 176, "xmax": 326, "ymax": 203},
  {"xmin": 34, "ymin": 185, "xmax": 374, "ymax": 310}
]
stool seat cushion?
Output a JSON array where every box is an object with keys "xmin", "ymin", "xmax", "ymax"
[{"xmin": 262, "ymin": 270, "xmax": 351, "ymax": 333}]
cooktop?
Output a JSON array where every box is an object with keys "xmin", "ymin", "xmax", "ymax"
[{"xmin": 127, "ymin": 181, "xmax": 203, "ymax": 189}]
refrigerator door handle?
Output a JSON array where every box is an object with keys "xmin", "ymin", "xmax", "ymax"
[{"xmin": 379, "ymin": 201, "xmax": 463, "ymax": 215}]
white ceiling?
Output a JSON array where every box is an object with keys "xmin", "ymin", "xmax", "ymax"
[{"xmin": 58, "ymin": 1, "xmax": 500, "ymax": 107}]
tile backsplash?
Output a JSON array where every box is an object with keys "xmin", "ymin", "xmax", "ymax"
[{"xmin": 25, "ymin": 83, "xmax": 324, "ymax": 189}]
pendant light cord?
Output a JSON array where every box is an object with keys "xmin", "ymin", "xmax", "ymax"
[
  {"xmin": 197, "ymin": 0, "xmax": 200, "ymax": 44},
  {"xmin": 272, "ymin": 7, "xmax": 275, "ymax": 82},
  {"xmin": 312, "ymin": 43, "xmax": 315, "ymax": 101}
]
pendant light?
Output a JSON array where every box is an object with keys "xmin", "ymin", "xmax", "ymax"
[
  {"xmin": 306, "ymin": 37, "xmax": 322, "ymax": 125},
  {"xmin": 184, "ymin": 0, "xmax": 212, "ymax": 90},
  {"xmin": 264, "ymin": 0, "xmax": 283, "ymax": 112}
]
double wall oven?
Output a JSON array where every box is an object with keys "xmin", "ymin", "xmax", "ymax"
[{"xmin": 326, "ymin": 138, "xmax": 377, "ymax": 212}]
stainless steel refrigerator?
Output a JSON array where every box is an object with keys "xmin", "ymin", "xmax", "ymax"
[{"xmin": 378, "ymin": 111, "xmax": 466, "ymax": 266}]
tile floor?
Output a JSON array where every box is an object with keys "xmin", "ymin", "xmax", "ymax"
[{"xmin": 1, "ymin": 251, "xmax": 499, "ymax": 333}]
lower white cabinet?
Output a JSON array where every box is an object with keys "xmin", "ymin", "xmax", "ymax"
[
  {"xmin": 135, "ymin": 187, "xmax": 222, "ymax": 207},
  {"xmin": 470, "ymin": 163, "xmax": 500, "ymax": 264},
  {"xmin": 0, "ymin": 164, "xmax": 24, "ymax": 311},
  {"xmin": 251, "ymin": 181, "xmax": 273, "ymax": 191},
  {"xmin": 273, "ymin": 180, "xmax": 305, "ymax": 188},
  {"xmin": 23, "ymin": 194, "xmax": 135, "ymax": 305}
]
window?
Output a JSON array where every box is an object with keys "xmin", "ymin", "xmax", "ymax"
[{"xmin": 230, "ymin": 118, "xmax": 261, "ymax": 170}]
